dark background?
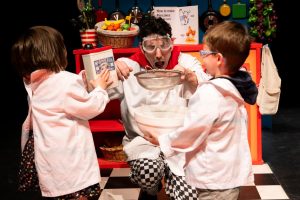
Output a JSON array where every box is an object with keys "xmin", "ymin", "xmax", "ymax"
[
  {"xmin": 0, "ymin": 0, "xmax": 298, "ymax": 198},
  {"xmin": 0, "ymin": 1, "xmax": 82, "ymax": 198}
]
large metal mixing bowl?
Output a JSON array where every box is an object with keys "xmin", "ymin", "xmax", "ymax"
[{"xmin": 134, "ymin": 69, "xmax": 182, "ymax": 90}]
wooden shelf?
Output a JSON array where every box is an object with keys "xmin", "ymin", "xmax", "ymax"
[{"xmin": 89, "ymin": 120, "xmax": 124, "ymax": 132}]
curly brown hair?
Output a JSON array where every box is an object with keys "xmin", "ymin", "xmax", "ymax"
[{"xmin": 138, "ymin": 16, "xmax": 172, "ymax": 41}]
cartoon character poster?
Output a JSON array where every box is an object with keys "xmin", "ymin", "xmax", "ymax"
[{"xmin": 153, "ymin": 5, "xmax": 199, "ymax": 44}]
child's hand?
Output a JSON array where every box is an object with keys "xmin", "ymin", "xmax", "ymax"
[
  {"xmin": 143, "ymin": 133, "xmax": 159, "ymax": 145},
  {"xmin": 90, "ymin": 68, "xmax": 113, "ymax": 90},
  {"xmin": 79, "ymin": 70, "xmax": 89, "ymax": 91},
  {"xmin": 174, "ymin": 64, "xmax": 198, "ymax": 93},
  {"xmin": 184, "ymin": 68, "xmax": 198, "ymax": 88}
]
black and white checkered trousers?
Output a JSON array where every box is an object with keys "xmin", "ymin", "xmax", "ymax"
[{"xmin": 128, "ymin": 154, "xmax": 198, "ymax": 200}]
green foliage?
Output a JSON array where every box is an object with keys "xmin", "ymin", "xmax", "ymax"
[
  {"xmin": 248, "ymin": 0, "xmax": 277, "ymax": 44},
  {"xmin": 71, "ymin": 0, "xmax": 96, "ymax": 31}
]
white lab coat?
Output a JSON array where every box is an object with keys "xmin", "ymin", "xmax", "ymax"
[
  {"xmin": 159, "ymin": 78, "xmax": 254, "ymax": 189},
  {"xmin": 21, "ymin": 70, "xmax": 107, "ymax": 197}
]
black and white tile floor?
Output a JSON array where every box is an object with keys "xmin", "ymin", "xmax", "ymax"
[{"xmin": 99, "ymin": 163, "xmax": 289, "ymax": 200}]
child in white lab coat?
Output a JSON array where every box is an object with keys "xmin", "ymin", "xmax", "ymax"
[
  {"xmin": 145, "ymin": 21, "xmax": 258, "ymax": 200},
  {"xmin": 11, "ymin": 25, "xmax": 112, "ymax": 199}
]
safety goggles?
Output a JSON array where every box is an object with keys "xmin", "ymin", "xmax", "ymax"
[
  {"xmin": 199, "ymin": 50, "xmax": 218, "ymax": 58},
  {"xmin": 142, "ymin": 36, "xmax": 172, "ymax": 53}
]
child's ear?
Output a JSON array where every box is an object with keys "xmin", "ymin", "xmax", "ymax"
[
  {"xmin": 217, "ymin": 53, "xmax": 225, "ymax": 67},
  {"xmin": 217, "ymin": 52, "xmax": 223, "ymax": 62}
]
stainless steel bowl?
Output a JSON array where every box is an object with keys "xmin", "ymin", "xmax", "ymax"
[{"xmin": 134, "ymin": 69, "xmax": 182, "ymax": 90}]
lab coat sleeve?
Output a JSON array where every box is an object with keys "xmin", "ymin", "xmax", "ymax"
[
  {"xmin": 63, "ymin": 77, "xmax": 110, "ymax": 120},
  {"xmin": 159, "ymin": 84, "xmax": 220, "ymax": 156}
]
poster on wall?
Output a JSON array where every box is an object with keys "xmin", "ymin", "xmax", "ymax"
[{"xmin": 153, "ymin": 5, "xmax": 199, "ymax": 45}]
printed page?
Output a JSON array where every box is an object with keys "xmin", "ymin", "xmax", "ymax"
[
  {"xmin": 153, "ymin": 5, "xmax": 199, "ymax": 44},
  {"xmin": 82, "ymin": 49, "xmax": 118, "ymax": 92}
]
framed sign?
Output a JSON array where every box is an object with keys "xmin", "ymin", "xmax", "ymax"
[{"xmin": 153, "ymin": 5, "xmax": 199, "ymax": 45}]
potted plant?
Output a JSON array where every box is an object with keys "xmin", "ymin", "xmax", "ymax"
[
  {"xmin": 71, "ymin": 0, "xmax": 97, "ymax": 48},
  {"xmin": 71, "ymin": 0, "xmax": 96, "ymax": 30}
]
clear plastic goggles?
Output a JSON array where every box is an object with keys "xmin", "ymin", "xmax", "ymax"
[{"xmin": 142, "ymin": 36, "xmax": 172, "ymax": 53}]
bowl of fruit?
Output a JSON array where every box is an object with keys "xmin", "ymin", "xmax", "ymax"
[{"xmin": 95, "ymin": 19, "xmax": 139, "ymax": 48}]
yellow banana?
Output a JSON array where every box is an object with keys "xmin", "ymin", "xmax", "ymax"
[
  {"xmin": 115, "ymin": 19, "xmax": 125, "ymax": 25},
  {"xmin": 104, "ymin": 18, "xmax": 112, "ymax": 26},
  {"xmin": 101, "ymin": 25, "xmax": 107, "ymax": 30}
]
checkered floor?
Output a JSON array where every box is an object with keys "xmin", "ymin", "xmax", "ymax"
[{"xmin": 98, "ymin": 163, "xmax": 289, "ymax": 200}]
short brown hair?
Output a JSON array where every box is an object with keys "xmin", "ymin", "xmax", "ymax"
[
  {"xmin": 11, "ymin": 26, "xmax": 68, "ymax": 77},
  {"xmin": 203, "ymin": 21, "xmax": 252, "ymax": 74}
]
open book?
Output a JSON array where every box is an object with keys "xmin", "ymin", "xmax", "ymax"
[{"xmin": 82, "ymin": 48, "xmax": 118, "ymax": 92}]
